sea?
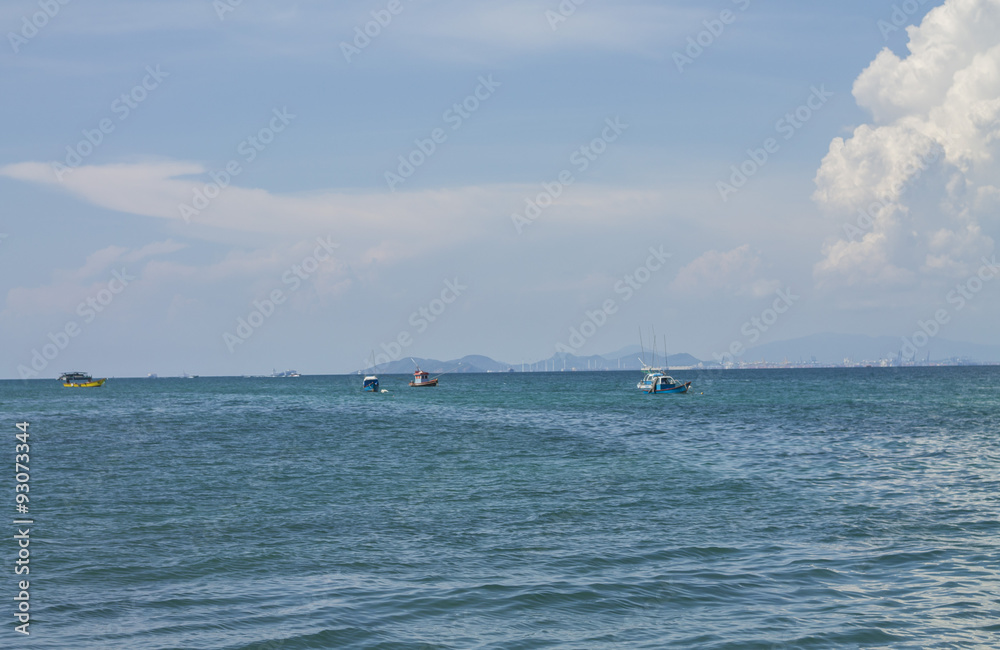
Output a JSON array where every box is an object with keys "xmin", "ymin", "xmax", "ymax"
[{"xmin": 4, "ymin": 367, "xmax": 1000, "ymax": 649}]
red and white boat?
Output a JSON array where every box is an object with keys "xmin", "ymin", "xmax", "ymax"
[{"xmin": 408, "ymin": 368, "xmax": 438, "ymax": 387}]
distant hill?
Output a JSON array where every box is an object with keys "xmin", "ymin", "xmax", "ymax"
[
  {"xmin": 556, "ymin": 351, "xmax": 702, "ymax": 371},
  {"xmin": 599, "ymin": 344, "xmax": 644, "ymax": 361},
  {"xmin": 352, "ymin": 333, "xmax": 1000, "ymax": 374},
  {"xmin": 740, "ymin": 333, "xmax": 1000, "ymax": 365},
  {"xmin": 361, "ymin": 355, "xmax": 513, "ymax": 375},
  {"xmin": 600, "ymin": 343, "xmax": 695, "ymax": 366},
  {"xmin": 357, "ymin": 350, "xmax": 704, "ymax": 374}
]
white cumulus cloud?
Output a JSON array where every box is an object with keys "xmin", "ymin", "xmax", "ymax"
[{"xmin": 813, "ymin": 0, "xmax": 1000, "ymax": 287}]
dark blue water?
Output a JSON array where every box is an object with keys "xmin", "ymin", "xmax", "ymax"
[{"xmin": 4, "ymin": 368, "xmax": 1000, "ymax": 648}]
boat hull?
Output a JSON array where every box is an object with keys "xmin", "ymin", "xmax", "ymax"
[
  {"xmin": 64, "ymin": 378, "xmax": 107, "ymax": 388},
  {"xmin": 646, "ymin": 381, "xmax": 690, "ymax": 395},
  {"xmin": 638, "ymin": 371, "xmax": 689, "ymax": 394},
  {"xmin": 409, "ymin": 379, "xmax": 438, "ymax": 387}
]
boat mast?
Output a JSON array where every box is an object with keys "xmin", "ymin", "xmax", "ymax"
[
  {"xmin": 638, "ymin": 327, "xmax": 646, "ymax": 368},
  {"xmin": 651, "ymin": 325, "xmax": 657, "ymax": 369}
]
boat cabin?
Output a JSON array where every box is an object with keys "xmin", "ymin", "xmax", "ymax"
[{"xmin": 409, "ymin": 369, "xmax": 438, "ymax": 387}]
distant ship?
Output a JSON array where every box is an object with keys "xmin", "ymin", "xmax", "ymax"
[
  {"xmin": 59, "ymin": 372, "xmax": 107, "ymax": 388},
  {"xmin": 271, "ymin": 369, "xmax": 301, "ymax": 377}
]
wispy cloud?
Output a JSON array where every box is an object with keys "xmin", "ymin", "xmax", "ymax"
[
  {"xmin": 3, "ymin": 239, "xmax": 185, "ymax": 316},
  {"xmin": 2, "ymin": 0, "xmax": 691, "ymax": 63},
  {"xmin": 669, "ymin": 244, "xmax": 779, "ymax": 298},
  {"xmin": 1, "ymin": 159, "xmax": 675, "ymax": 264}
]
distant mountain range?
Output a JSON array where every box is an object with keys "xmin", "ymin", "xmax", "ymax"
[
  {"xmin": 364, "ymin": 355, "xmax": 514, "ymax": 375},
  {"xmin": 358, "ymin": 349, "xmax": 703, "ymax": 375},
  {"xmin": 354, "ymin": 332, "xmax": 1000, "ymax": 375}
]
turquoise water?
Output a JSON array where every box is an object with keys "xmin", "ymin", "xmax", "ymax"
[{"xmin": 4, "ymin": 368, "xmax": 1000, "ymax": 648}]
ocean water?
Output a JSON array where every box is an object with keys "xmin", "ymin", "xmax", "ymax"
[{"xmin": 4, "ymin": 367, "xmax": 1000, "ymax": 648}]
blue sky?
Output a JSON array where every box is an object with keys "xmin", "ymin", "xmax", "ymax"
[{"xmin": 2, "ymin": 0, "xmax": 999, "ymax": 377}]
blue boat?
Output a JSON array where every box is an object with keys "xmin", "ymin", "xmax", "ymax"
[
  {"xmin": 363, "ymin": 351, "xmax": 382, "ymax": 393},
  {"xmin": 637, "ymin": 369, "xmax": 691, "ymax": 395}
]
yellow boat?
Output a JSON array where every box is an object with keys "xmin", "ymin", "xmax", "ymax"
[{"xmin": 59, "ymin": 372, "xmax": 107, "ymax": 388}]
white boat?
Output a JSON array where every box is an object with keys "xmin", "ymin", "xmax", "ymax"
[{"xmin": 637, "ymin": 367, "xmax": 665, "ymax": 391}]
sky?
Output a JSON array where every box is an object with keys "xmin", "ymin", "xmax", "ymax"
[{"xmin": 2, "ymin": 0, "xmax": 999, "ymax": 378}]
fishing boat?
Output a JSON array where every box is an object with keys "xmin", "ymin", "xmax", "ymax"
[
  {"xmin": 408, "ymin": 367, "xmax": 438, "ymax": 387},
  {"xmin": 59, "ymin": 372, "xmax": 107, "ymax": 388},
  {"xmin": 639, "ymin": 371, "xmax": 691, "ymax": 395},
  {"xmin": 636, "ymin": 327, "xmax": 691, "ymax": 395}
]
